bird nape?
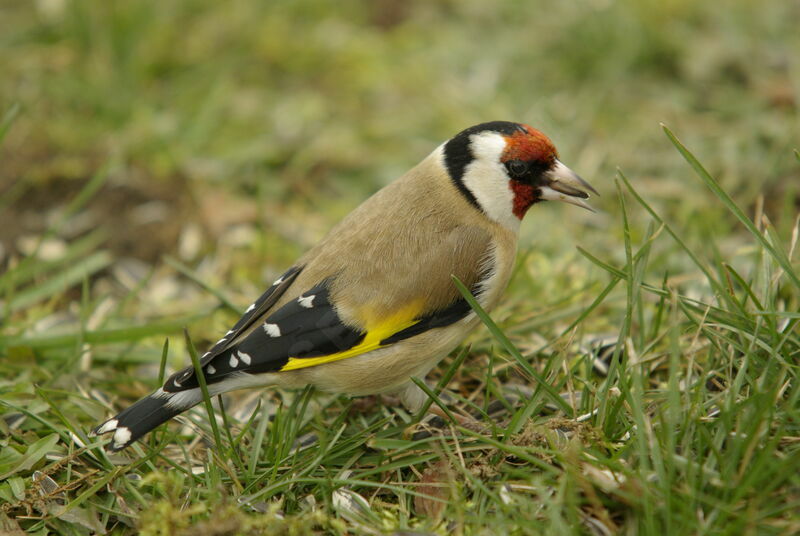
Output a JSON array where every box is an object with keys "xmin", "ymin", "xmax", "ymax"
[{"xmin": 91, "ymin": 120, "xmax": 597, "ymax": 452}]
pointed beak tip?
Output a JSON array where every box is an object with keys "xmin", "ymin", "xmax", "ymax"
[
  {"xmin": 539, "ymin": 187, "xmax": 597, "ymax": 212},
  {"xmin": 570, "ymin": 197, "xmax": 597, "ymax": 213},
  {"xmin": 569, "ymin": 173, "xmax": 599, "ymax": 198},
  {"xmin": 546, "ymin": 160, "xmax": 598, "ymax": 203}
]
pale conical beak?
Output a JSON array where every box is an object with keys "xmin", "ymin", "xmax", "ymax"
[{"xmin": 540, "ymin": 160, "xmax": 598, "ymax": 212}]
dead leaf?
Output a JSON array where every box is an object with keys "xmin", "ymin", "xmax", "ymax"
[
  {"xmin": 414, "ymin": 459, "xmax": 451, "ymax": 519},
  {"xmin": 0, "ymin": 512, "xmax": 26, "ymax": 536}
]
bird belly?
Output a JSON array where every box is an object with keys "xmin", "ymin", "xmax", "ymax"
[
  {"xmin": 295, "ymin": 231, "xmax": 516, "ymax": 397},
  {"xmin": 291, "ymin": 319, "xmax": 476, "ymax": 396}
]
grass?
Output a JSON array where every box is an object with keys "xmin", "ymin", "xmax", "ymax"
[{"xmin": 1, "ymin": 0, "xmax": 799, "ymax": 534}]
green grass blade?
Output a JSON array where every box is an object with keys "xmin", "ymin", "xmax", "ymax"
[
  {"xmin": 0, "ymin": 315, "xmax": 205, "ymax": 349},
  {"xmin": 0, "ymin": 102, "xmax": 19, "ymax": 144},
  {"xmin": 452, "ymin": 276, "xmax": 573, "ymax": 416},
  {"xmin": 164, "ymin": 255, "xmax": 239, "ymax": 314},
  {"xmin": 185, "ymin": 328, "xmax": 226, "ymax": 458},
  {"xmin": 662, "ymin": 125, "xmax": 800, "ymax": 291},
  {"xmin": 4, "ymin": 251, "xmax": 112, "ymax": 313}
]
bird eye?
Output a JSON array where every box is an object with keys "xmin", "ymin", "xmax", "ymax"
[{"xmin": 507, "ymin": 160, "xmax": 528, "ymax": 178}]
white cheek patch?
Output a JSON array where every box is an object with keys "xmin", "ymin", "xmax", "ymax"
[
  {"xmin": 460, "ymin": 132, "xmax": 520, "ymax": 231},
  {"xmin": 469, "ymin": 131, "xmax": 507, "ymax": 161}
]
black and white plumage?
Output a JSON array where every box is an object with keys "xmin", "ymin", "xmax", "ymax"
[{"xmin": 92, "ymin": 121, "xmax": 597, "ymax": 452}]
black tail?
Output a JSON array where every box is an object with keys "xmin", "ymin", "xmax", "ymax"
[{"xmin": 90, "ymin": 388, "xmax": 202, "ymax": 451}]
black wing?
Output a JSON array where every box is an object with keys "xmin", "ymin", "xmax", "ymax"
[
  {"xmin": 164, "ymin": 277, "xmax": 485, "ymax": 392},
  {"xmin": 164, "ymin": 277, "xmax": 365, "ymax": 390},
  {"xmin": 200, "ymin": 265, "xmax": 302, "ymax": 364},
  {"xmin": 164, "ymin": 265, "xmax": 302, "ymax": 390}
]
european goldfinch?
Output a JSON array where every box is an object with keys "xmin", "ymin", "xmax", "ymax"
[{"xmin": 92, "ymin": 121, "xmax": 597, "ymax": 451}]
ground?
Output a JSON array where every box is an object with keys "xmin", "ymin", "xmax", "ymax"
[{"xmin": 0, "ymin": 0, "xmax": 799, "ymax": 534}]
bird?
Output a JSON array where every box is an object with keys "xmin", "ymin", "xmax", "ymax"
[{"xmin": 91, "ymin": 120, "xmax": 597, "ymax": 452}]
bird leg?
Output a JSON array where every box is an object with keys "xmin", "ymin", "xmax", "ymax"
[{"xmin": 397, "ymin": 381, "xmax": 486, "ymax": 431}]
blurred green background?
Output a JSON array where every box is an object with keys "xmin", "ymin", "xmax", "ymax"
[
  {"xmin": 1, "ymin": 0, "xmax": 799, "ymax": 534},
  {"xmin": 2, "ymin": 0, "xmax": 797, "ymax": 274}
]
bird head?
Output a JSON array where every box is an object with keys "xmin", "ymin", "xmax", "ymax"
[{"xmin": 442, "ymin": 121, "xmax": 597, "ymax": 229}]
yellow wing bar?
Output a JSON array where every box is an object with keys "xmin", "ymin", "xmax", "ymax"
[{"xmin": 279, "ymin": 301, "xmax": 424, "ymax": 372}]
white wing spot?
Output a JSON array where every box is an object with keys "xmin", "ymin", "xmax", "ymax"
[
  {"xmin": 273, "ymin": 276, "xmax": 284, "ymax": 286},
  {"xmin": 96, "ymin": 419, "xmax": 118, "ymax": 435},
  {"xmin": 229, "ymin": 354, "xmax": 239, "ymax": 368},
  {"xmin": 245, "ymin": 303, "xmax": 256, "ymax": 313},
  {"xmin": 113, "ymin": 426, "xmax": 132, "ymax": 448},
  {"xmin": 298, "ymin": 295, "xmax": 315, "ymax": 308},
  {"xmin": 238, "ymin": 351, "xmax": 252, "ymax": 366},
  {"xmin": 202, "ymin": 352, "xmax": 211, "ymax": 358},
  {"xmin": 173, "ymin": 378, "xmax": 182, "ymax": 388},
  {"xmin": 164, "ymin": 388, "xmax": 203, "ymax": 410},
  {"xmin": 226, "ymin": 329, "xmax": 234, "ymax": 335},
  {"xmin": 264, "ymin": 323, "xmax": 281, "ymax": 337},
  {"xmin": 207, "ymin": 365, "xmax": 216, "ymax": 375}
]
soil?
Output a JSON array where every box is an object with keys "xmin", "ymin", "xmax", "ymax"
[{"xmin": 1, "ymin": 174, "xmax": 192, "ymax": 264}]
